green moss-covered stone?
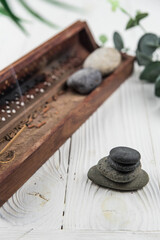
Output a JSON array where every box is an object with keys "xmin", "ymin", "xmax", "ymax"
[
  {"xmin": 97, "ymin": 157, "xmax": 141, "ymax": 183},
  {"xmin": 88, "ymin": 166, "xmax": 149, "ymax": 191}
]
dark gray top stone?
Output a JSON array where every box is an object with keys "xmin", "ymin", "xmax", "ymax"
[
  {"xmin": 67, "ymin": 68, "xmax": 102, "ymax": 94},
  {"xmin": 88, "ymin": 165, "xmax": 149, "ymax": 191},
  {"xmin": 108, "ymin": 156, "xmax": 140, "ymax": 172},
  {"xmin": 110, "ymin": 146, "xmax": 141, "ymax": 164},
  {"xmin": 97, "ymin": 157, "xmax": 141, "ymax": 183}
]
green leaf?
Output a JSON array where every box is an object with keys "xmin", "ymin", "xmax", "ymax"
[
  {"xmin": 113, "ymin": 31, "xmax": 124, "ymax": 51},
  {"xmin": 155, "ymin": 75, "xmax": 160, "ymax": 97},
  {"xmin": 140, "ymin": 61, "xmax": 160, "ymax": 82},
  {"xmin": 126, "ymin": 18, "xmax": 137, "ymax": 29},
  {"xmin": 99, "ymin": 34, "xmax": 108, "ymax": 45},
  {"xmin": 0, "ymin": 6, "xmax": 9, "ymax": 16},
  {"xmin": 107, "ymin": 0, "xmax": 119, "ymax": 12},
  {"xmin": 119, "ymin": 7, "xmax": 128, "ymax": 15},
  {"xmin": 44, "ymin": 0, "xmax": 84, "ymax": 13},
  {"xmin": 136, "ymin": 50, "xmax": 152, "ymax": 66},
  {"xmin": 137, "ymin": 33, "xmax": 159, "ymax": 56},
  {"xmin": 0, "ymin": 0, "xmax": 26, "ymax": 32},
  {"xmin": 135, "ymin": 12, "xmax": 148, "ymax": 23},
  {"xmin": 19, "ymin": 0, "xmax": 59, "ymax": 28},
  {"xmin": 126, "ymin": 12, "xmax": 148, "ymax": 30},
  {"xmin": 0, "ymin": 5, "xmax": 28, "ymax": 21}
]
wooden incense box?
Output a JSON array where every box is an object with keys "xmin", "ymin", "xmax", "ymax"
[{"xmin": 0, "ymin": 21, "xmax": 134, "ymax": 206}]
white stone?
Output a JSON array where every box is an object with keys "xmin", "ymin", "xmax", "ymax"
[{"xmin": 83, "ymin": 47, "xmax": 121, "ymax": 75}]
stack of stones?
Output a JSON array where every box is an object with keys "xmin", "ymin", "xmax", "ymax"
[{"xmin": 88, "ymin": 147, "xmax": 149, "ymax": 191}]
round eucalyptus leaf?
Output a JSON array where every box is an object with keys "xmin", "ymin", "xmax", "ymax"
[
  {"xmin": 136, "ymin": 50, "xmax": 152, "ymax": 66},
  {"xmin": 99, "ymin": 34, "xmax": 108, "ymax": 45},
  {"xmin": 140, "ymin": 61, "xmax": 160, "ymax": 82},
  {"xmin": 113, "ymin": 32, "xmax": 124, "ymax": 51},
  {"xmin": 155, "ymin": 75, "xmax": 160, "ymax": 97},
  {"xmin": 137, "ymin": 33, "xmax": 159, "ymax": 56}
]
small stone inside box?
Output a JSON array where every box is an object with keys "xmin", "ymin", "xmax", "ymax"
[{"xmin": 67, "ymin": 47, "xmax": 121, "ymax": 94}]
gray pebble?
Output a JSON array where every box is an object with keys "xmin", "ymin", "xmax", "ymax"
[
  {"xmin": 110, "ymin": 146, "xmax": 141, "ymax": 165},
  {"xmin": 67, "ymin": 68, "xmax": 102, "ymax": 94},
  {"xmin": 83, "ymin": 47, "xmax": 121, "ymax": 76},
  {"xmin": 88, "ymin": 166, "xmax": 149, "ymax": 191},
  {"xmin": 108, "ymin": 156, "xmax": 140, "ymax": 172},
  {"xmin": 97, "ymin": 157, "xmax": 141, "ymax": 183}
]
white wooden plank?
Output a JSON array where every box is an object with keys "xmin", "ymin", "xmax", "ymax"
[
  {"xmin": 1, "ymin": 230, "xmax": 160, "ymax": 240},
  {"xmin": 0, "ymin": 139, "xmax": 71, "ymax": 229},
  {"xmin": 22, "ymin": 230, "xmax": 160, "ymax": 240},
  {"xmin": 141, "ymin": 68, "xmax": 160, "ymax": 192},
  {"xmin": 63, "ymin": 73, "xmax": 160, "ymax": 231},
  {"xmin": 0, "ymin": 0, "xmax": 160, "ymax": 238}
]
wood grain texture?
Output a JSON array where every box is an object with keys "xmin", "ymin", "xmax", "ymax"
[
  {"xmin": 0, "ymin": 139, "xmax": 71, "ymax": 228},
  {"xmin": 63, "ymin": 72, "xmax": 160, "ymax": 231},
  {"xmin": 0, "ymin": 229, "xmax": 160, "ymax": 240},
  {"xmin": 0, "ymin": 21, "xmax": 94, "ymax": 138},
  {"xmin": 3, "ymin": 230, "xmax": 160, "ymax": 240},
  {"xmin": 0, "ymin": 0, "xmax": 160, "ymax": 239},
  {"xmin": 0, "ymin": 21, "xmax": 97, "ymax": 83},
  {"xmin": 0, "ymin": 20, "xmax": 134, "ymax": 207},
  {"xmin": 141, "ymin": 68, "xmax": 160, "ymax": 185}
]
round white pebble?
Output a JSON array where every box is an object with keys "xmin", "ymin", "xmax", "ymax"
[{"xmin": 83, "ymin": 47, "xmax": 121, "ymax": 76}]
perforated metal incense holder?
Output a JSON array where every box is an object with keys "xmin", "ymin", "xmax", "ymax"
[{"xmin": 0, "ymin": 21, "xmax": 134, "ymax": 206}]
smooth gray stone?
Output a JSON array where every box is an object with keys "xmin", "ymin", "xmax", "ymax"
[
  {"xmin": 108, "ymin": 156, "xmax": 140, "ymax": 172},
  {"xmin": 97, "ymin": 157, "xmax": 141, "ymax": 183},
  {"xmin": 110, "ymin": 146, "xmax": 141, "ymax": 165},
  {"xmin": 88, "ymin": 166, "xmax": 149, "ymax": 191},
  {"xmin": 67, "ymin": 68, "xmax": 102, "ymax": 94},
  {"xmin": 83, "ymin": 47, "xmax": 121, "ymax": 76}
]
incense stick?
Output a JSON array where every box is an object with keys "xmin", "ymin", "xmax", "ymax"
[{"xmin": 0, "ymin": 125, "xmax": 26, "ymax": 155}]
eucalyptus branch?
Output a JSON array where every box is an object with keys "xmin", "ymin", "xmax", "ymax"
[
  {"xmin": 138, "ymin": 23, "xmax": 146, "ymax": 33},
  {"xmin": 99, "ymin": 0, "xmax": 160, "ymax": 97},
  {"xmin": 107, "ymin": 0, "xmax": 147, "ymax": 33},
  {"xmin": 119, "ymin": 7, "xmax": 132, "ymax": 18}
]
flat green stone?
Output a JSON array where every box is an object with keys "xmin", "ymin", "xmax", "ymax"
[
  {"xmin": 88, "ymin": 166, "xmax": 149, "ymax": 191},
  {"xmin": 97, "ymin": 157, "xmax": 141, "ymax": 183}
]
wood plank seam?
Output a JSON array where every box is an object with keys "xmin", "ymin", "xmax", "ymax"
[{"xmin": 61, "ymin": 137, "xmax": 72, "ymax": 230}]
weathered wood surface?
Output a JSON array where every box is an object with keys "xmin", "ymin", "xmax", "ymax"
[
  {"xmin": 0, "ymin": 20, "xmax": 134, "ymax": 206},
  {"xmin": 0, "ymin": 0, "xmax": 160, "ymax": 239},
  {"xmin": 1, "ymin": 230, "xmax": 160, "ymax": 240}
]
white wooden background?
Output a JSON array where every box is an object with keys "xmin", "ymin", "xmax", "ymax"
[{"xmin": 0, "ymin": 0, "xmax": 160, "ymax": 239}]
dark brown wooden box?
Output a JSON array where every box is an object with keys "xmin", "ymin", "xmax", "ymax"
[{"xmin": 0, "ymin": 21, "xmax": 134, "ymax": 207}]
